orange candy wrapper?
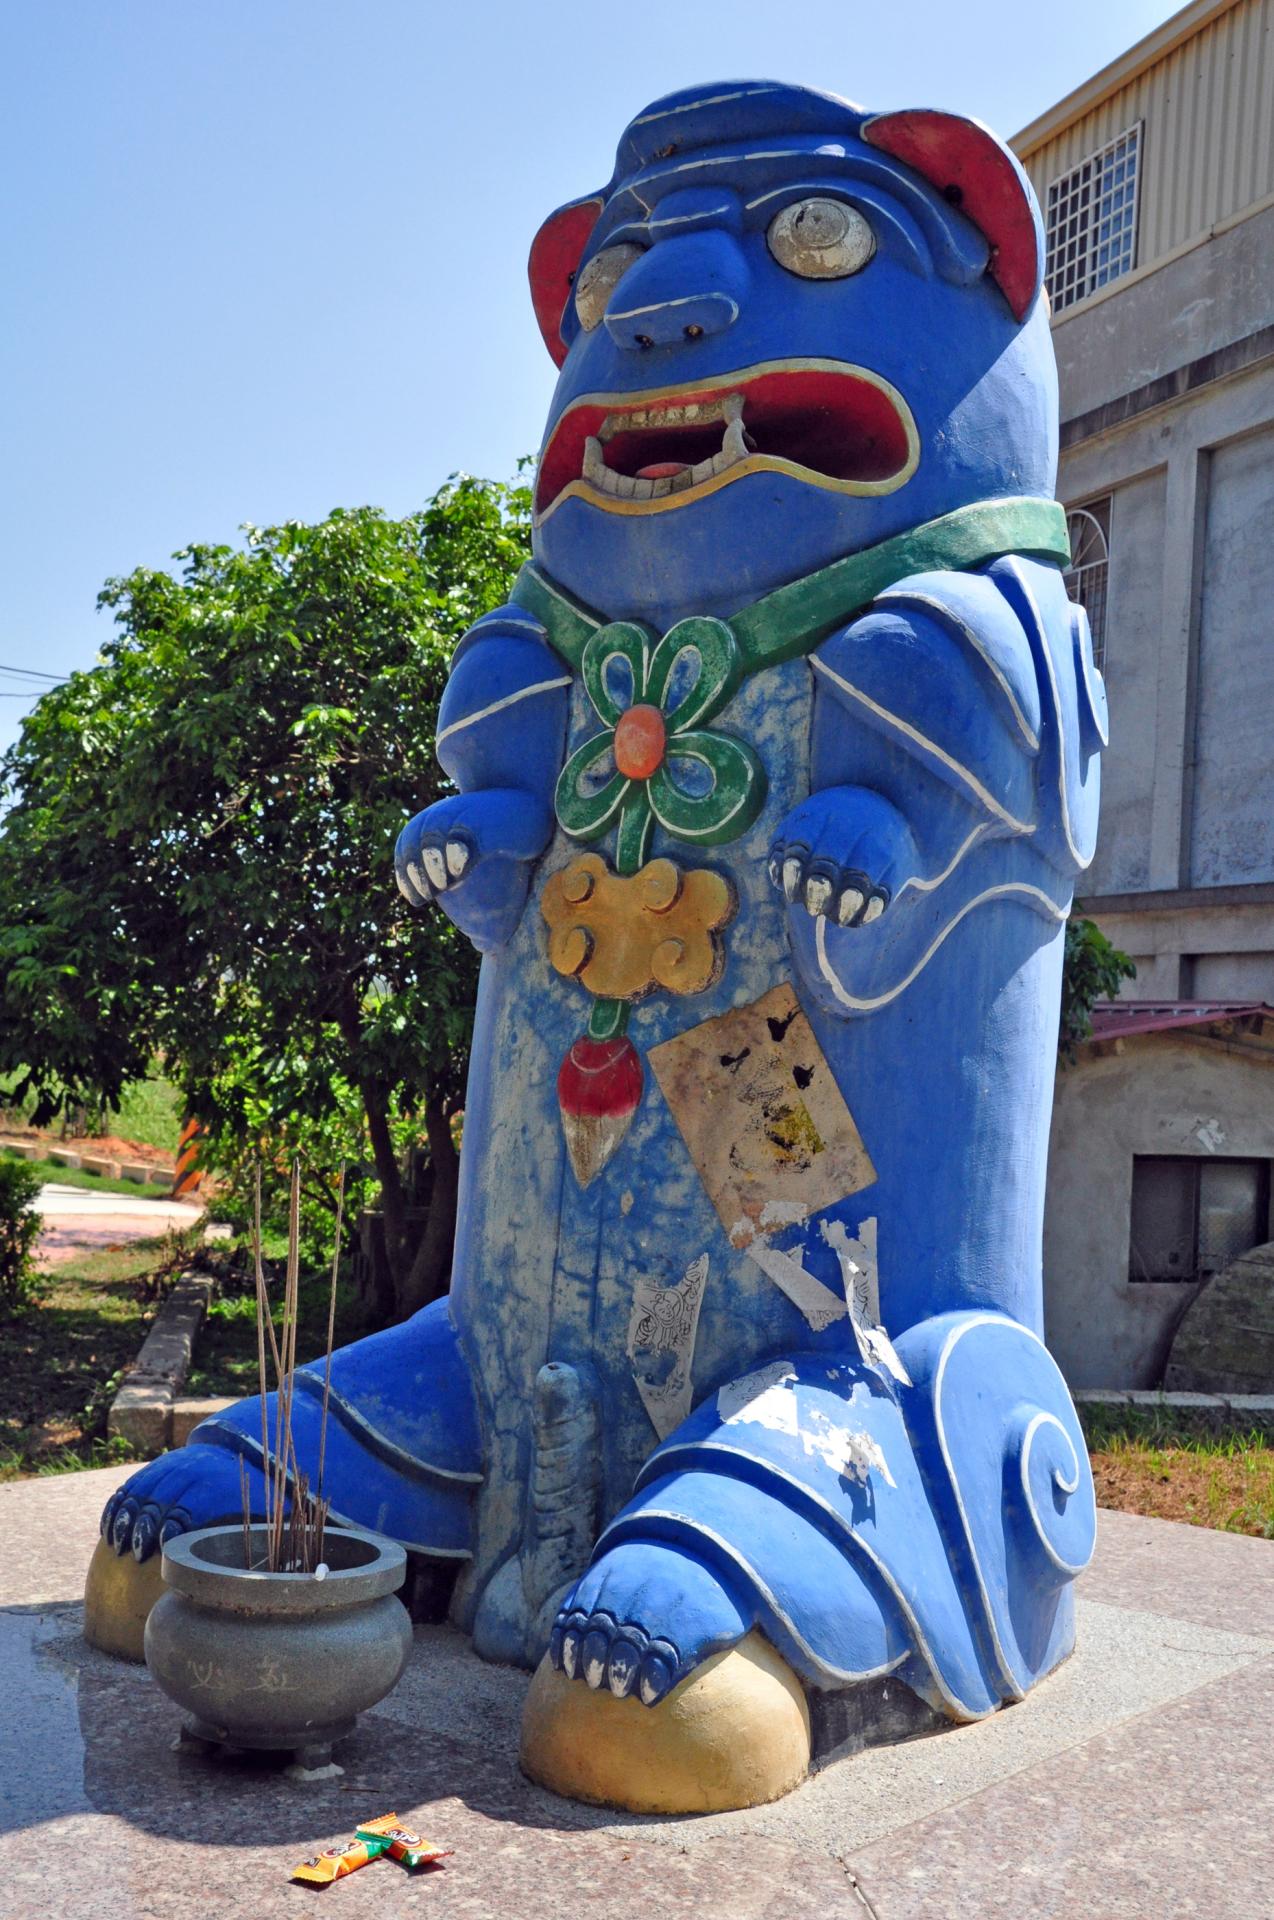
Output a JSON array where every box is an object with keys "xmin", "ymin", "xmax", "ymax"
[{"xmin": 291, "ymin": 1835, "xmax": 387, "ymax": 1887}]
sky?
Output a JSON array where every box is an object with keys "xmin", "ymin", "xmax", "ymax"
[{"xmin": 1, "ymin": 0, "xmax": 1185, "ymax": 754}]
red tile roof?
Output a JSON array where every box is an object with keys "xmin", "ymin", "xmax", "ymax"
[{"xmin": 1087, "ymin": 1000, "xmax": 1274, "ymax": 1041}]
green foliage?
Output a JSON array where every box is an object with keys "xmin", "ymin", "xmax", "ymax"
[
  {"xmin": 1059, "ymin": 916, "xmax": 1136, "ymax": 1060},
  {"xmin": 0, "ymin": 476, "xmax": 532, "ymax": 1311},
  {"xmin": 109, "ymin": 1074, "xmax": 184, "ymax": 1153},
  {"xmin": 0, "ymin": 1157, "xmax": 43, "ymax": 1315}
]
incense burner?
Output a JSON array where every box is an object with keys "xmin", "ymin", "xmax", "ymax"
[{"xmin": 143, "ymin": 1525, "xmax": 411, "ymax": 1772}]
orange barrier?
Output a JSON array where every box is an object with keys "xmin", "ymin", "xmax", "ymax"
[{"xmin": 172, "ymin": 1117, "xmax": 203, "ymax": 1198}]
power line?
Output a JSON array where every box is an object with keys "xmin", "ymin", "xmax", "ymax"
[{"xmin": 0, "ymin": 663, "xmax": 68, "ymax": 682}]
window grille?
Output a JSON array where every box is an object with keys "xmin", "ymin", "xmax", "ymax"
[
  {"xmin": 1063, "ymin": 499, "xmax": 1111, "ymax": 672},
  {"xmin": 1129, "ymin": 1156, "xmax": 1271, "ymax": 1283},
  {"xmin": 1045, "ymin": 124, "xmax": 1142, "ymax": 313}
]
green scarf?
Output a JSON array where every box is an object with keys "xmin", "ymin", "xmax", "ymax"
[{"xmin": 510, "ymin": 495, "xmax": 1069, "ymax": 673}]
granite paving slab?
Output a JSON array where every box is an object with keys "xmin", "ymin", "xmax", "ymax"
[
  {"xmin": 842, "ymin": 1654, "xmax": 1274, "ymax": 1920},
  {"xmin": 2, "ymin": 1465, "xmax": 1271, "ymax": 1919},
  {"xmin": 1080, "ymin": 1504, "xmax": 1274, "ymax": 1638}
]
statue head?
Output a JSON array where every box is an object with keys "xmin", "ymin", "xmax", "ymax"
[{"xmin": 528, "ymin": 81, "xmax": 1057, "ymax": 623}]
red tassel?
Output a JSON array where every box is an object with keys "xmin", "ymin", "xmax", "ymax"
[{"xmin": 556, "ymin": 1034, "xmax": 643, "ymax": 1187}]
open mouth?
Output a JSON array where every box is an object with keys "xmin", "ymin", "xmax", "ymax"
[{"xmin": 535, "ymin": 360, "xmax": 919, "ymax": 520}]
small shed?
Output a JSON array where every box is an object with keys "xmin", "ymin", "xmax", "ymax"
[{"xmin": 1044, "ymin": 1002, "xmax": 1274, "ymax": 1388}]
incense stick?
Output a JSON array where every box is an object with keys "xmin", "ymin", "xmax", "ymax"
[{"xmin": 239, "ymin": 1156, "xmax": 344, "ymax": 1573}]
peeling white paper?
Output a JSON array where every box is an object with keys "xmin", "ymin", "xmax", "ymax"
[
  {"xmin": 716, "ymin": 1363, "xmax": 894, "ymax": 1486},
  {"xmin": 822, "ymin": 1217, "xmax": 911, "ymax": 1386},
  {"xmin": 747, "ymin": 1241, "xmax": 847, "ymax": 1333},
  {"xmin": 628, "ymin": 1253, "xmax": 709, "ymax": 1439}
]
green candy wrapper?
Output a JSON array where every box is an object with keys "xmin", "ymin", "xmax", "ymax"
[{"xmin": 356, "ymin": 1817, "xmax": 451, "ymax": 1872}]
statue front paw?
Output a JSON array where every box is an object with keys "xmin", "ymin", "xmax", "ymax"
[
  {"xmin": 396, "ymin": 787, "xmax": 554, "ymax": 949},
  {"xmin": 768, "ymin": 786, "xmax": 919, "ymax": 930},
  {"xmin": 549, "ymin": 1542, "xmax": 753, "ymax": 1704}
]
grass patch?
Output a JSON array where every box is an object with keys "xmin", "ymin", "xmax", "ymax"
[
  {"xmin": 0, "ymin": 1235, "xmax": 192, "ymax": 1479},
  {"xmin": 1080, "ymin": 1405, "xmax": 1274, "ymax": 1539},
  {"xmin": 3, "ymin": 1148, "xmax": 172, "ymax": 1201},
  {"xmin": 186, "ymin": 1250, "xmax": 361, "ymax": 1399},
  {"xmin": 108, "ymin": 1077, "xmax": 184, "ymax": 1156},
  {"xmin": 0, "ymin": 1068, "xmax": 183, "ymax": 1159}
]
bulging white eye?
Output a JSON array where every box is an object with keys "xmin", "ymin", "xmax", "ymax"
[
  {"xmin": 767, "ymin": 199, "xmax": 875, "ymax": 279},
  {"xmin": 574, "ymin": 243, "xmax": 644, "ymax": 330}
]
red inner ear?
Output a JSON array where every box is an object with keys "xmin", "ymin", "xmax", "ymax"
[
  {"xmin": 529, "ymin": 198, "xmax": 603, "ymax": 367},
  {"xmin": 863, "ymin": 109, "xmax": 1041, "ymax": 322}
]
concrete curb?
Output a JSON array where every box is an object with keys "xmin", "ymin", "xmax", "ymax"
[
  {"xmin": 108, "ymin": 1271, "xmax": 217, "ymax": 1450},
  {"xmin": 1075, "ymin": 1387, "xmax": 1274, "ymax": 1432},
  {"xmin": 171, "ymin": 1395, "xmax": 241, "ymax": 1446},
  {"xmin": 1, "ymin": 1134, "xmax": 172, "ymax": 1187}
]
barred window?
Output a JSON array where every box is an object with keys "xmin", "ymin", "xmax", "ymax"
[
  {"xmin": 1064, "ymin": 500, "xmax": 1111, "ymax": 672},
  {"xmin": 1129, "ymin": 1157, "xmax": 1271, "ymax": 1284},
  {"xmin": 1045, "ymin": 124, "xmax": 1142, "ymax": 313}
]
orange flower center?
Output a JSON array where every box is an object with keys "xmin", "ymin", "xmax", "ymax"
[{"xmin": 613, "ymin": 703, "xmax": 667, "ymax": 780}]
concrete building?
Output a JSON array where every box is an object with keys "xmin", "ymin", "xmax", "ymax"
[
  {"xmin": 1012, "ymin": 0, "xmax": 1274, "ymax": 1386},
  {"xmin": 1045, "ymin": 1002, "xmax": 1274, "ymax": 1386},
  {"xmin": 1015, "ymin": 0, "xmax": 1274, "ymax": 997}
]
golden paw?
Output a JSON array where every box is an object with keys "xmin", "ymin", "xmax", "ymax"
[
  {"xmin": 519, "ymin": 1629, "xmax": 811, "ymax": 1812},
  {"xmin": 83, "ymin": 1535, "xmax": 165, "ymax": 1661}
]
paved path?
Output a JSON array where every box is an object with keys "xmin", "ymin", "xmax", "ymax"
[
  {"xmin": 34, "ymin": 1185, "xmax": 204, "ymax": 1265},
  {"xmin": 1, "ymin": 1464, "xmax": 1272, "ymax": 1919}
]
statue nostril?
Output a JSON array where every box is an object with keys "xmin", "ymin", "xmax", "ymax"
[{"xmin": 683, "ymin": 323, "xmax": 704, "ymax": 340}]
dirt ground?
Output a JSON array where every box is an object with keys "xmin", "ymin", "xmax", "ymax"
[{"xmin": 0, "ymin": 1240, "xmax": 182, "ymax": 1471}]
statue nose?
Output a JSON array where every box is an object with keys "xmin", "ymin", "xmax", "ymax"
[{"xmin": 603, "ymin": 231, "xmax": 748, "ymax": 351}]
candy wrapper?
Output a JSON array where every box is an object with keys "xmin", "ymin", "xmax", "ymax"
[
  {"xmin": 290, "ymin": 1834, "xmax": 389, "ymax": 1886},
  {"xmin": 356, "ymin": 1816, "xmax": 451, "ymax": 1872}
]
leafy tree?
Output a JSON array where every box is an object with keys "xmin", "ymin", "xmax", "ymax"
[
  {"xmin": 0, "ymin": 477, "xmax": 531, "ymax": 1314},
  {"xmin": 1059, "ymin": 916, "xmax": 1137, "ymax": 1061},
  {"xmin": 0, "ymin": 1157, "xmax": 43, "ymax": 1315}
]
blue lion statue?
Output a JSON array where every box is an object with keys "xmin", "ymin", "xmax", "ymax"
[{"xmin": 88, "ymin": 80, "xmax": 1106, "ymax": 1812}]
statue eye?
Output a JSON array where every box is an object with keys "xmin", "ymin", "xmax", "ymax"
[
  {"xmin": 766, "ymin": 198, "xmax": 875, "ymax": 279},
  {"xmin": 574, "ymin": 243, "xmax": 645, "ymax": 331}
]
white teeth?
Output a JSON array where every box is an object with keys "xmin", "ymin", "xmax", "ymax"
[
  {"xmin": 722, "ymin": 416, "xmax": 749, "ymax": 462},
  {"xmin": 585, "ymin": 389, "xmax": 752, "ymax": 500},
  {"xmin": 583, "ymin": 435, "xmax": 606, "ymax": 482},
  {"xmin": 597, "ymin": 396, "xmax": 728, "ymax": 441}
]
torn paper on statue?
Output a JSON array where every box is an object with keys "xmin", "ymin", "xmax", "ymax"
[{"xmin": 627, "ymin": 1252, "xmax": 709, "ymax": 1439}]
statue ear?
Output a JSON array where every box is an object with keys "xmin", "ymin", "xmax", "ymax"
[
  {"xmin": 862, "ymin": 109, "xmax": 1043, "ymax": 321},
  {"xmin": 529, "ymin": 195, "xmax": 604, "ymax": 366}
]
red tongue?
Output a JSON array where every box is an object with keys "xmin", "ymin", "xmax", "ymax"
[{"xmin": 635, "ymin": 460, "xmax": 689, "ymax": 480}]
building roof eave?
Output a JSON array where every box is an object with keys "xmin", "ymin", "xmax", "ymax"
[{"xmin": 1011, "ymin": 0, "xmax": 1245, "ymax": 158}]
